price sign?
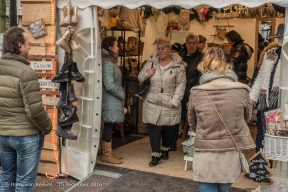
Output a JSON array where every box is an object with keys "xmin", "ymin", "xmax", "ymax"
[
  {"xmin": 31, "ymin": 61, "xmax": 54, "ymax": 70},
  {"xmin": 38, "ymin": 79, "xmax": 59, "ymax": 89}
]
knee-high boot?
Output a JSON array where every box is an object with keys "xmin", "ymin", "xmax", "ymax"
[{"xmin": 101, "ymin": 141, "xmax": 122, "ymax": 164}]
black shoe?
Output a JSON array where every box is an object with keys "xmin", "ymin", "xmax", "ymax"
[
  {"xmin": 59, "ymin": 105, "xmax": 79, "ymax": 126},
  {"xmin": 56, "ymin": 125, "xmax": 77, "ymax": 140},
  {"xmin": 169, "ymin": 146, "xmax": 177, "ymax": 151},
  {"xmin": 57, "ymin": 84, "xmax": 78, "ymax": 108},
  {"xmin": 68, "ymin": 60, "xmax": 85, "ymax": 82},
  {"xmin": 160, "ymin": 150, "xmax": 169, "ymax": 160},
  {"xmin": 52, "ymin": 64, "xmax": 70, "ymax": 83},
  {"xmin": 149, "ymin": 156, "xmax": 160, "ymax": 167}
]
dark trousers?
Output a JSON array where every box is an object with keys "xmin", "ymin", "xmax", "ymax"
[
  {"xmin": 102, "ymin": 123, "xmax": 114, "ymax": 142},
  {"xmin": 170, "ymin": 123, "xmax": 180, "ymax": 148},
  {"xmin": 147, "ymin": 123, "xmax": 174, "ymax": 152}
]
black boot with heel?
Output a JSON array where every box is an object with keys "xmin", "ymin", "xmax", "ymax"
[
  {"xmin": 149, "ymin": 152, "xmax": 161, "ymax": 167},
  {"xmin": 160, "ymin": 147, "xmax": 169, "ymax": 160}
]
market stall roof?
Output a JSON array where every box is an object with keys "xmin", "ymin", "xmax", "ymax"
[{"xmin": 57, "ymin": 0, "xmax": 288, "ymax": 9}]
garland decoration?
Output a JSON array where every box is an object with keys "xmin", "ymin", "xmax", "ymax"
[{"xmin": 189, "ymin": 7, "xmax": 217, "ymax": 23}]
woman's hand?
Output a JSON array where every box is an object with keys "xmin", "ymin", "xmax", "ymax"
[{"xmin": 146, "ymin": 68, "xmax": 156, "ymax": 77}]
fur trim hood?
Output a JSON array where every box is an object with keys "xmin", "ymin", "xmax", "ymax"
[
  {"xmin": 150, "ymin": 52, "xmax": 187, "ymax": 68},
  {"xmin": 101, "ymin": 48, "xmax": 118, "ymax": 63}
]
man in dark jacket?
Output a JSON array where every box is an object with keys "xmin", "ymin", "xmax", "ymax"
[
  {"xmin": 0, "ymin": 27, "xmax": 52, "ymax": 192},
  {"xmin": 170, "ymin": 33, "xmax": 204, "ymax": 150},
  {"xmin": 226, "ymin": 30, "xmax": 254, "ymax": 84}
]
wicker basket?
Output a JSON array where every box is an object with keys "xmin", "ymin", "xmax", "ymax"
[{"xmin": 264, "ymin": 134, "xmax": 288, "ymax": 161}]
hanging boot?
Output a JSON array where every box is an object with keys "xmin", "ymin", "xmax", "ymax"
[
  {"xmin": 160, "ymin": 147, "xmax": 169, "ymax": 160},
  {"xmin": 68, "ymin": 60, "xmax": 85, "ymax": 81},
  {"xmin": 59, "ymin": 105, "xmax": 79, "ymax": 126},
  {"xmin": 149, "ymin": 152, "xmax": 161, "ymax": 167},
  {"xmin": 59, "ymin": 5, "xmax": 72, "ymax": 27},
  {"xmin": 55, "ymin": 125, "xmax": 77, "ymax": 140},
  {"xmin": 70, "ymin": 5, "xmax": 79, "ymax": 26},
  {"xmin": 101, "ymin": 141, "xmax": 122, "ymax": 164},
  {"xmin": 56, "ymin": 29, "xmax": 72, "ymax": 52},
  {"xmin": 69, "ymin": 29, "xmax": 81, "ymax": 51},
  {"xmin": 57, "ymin": 84, "xmax": 78, "ymax": 108},
  {"xmin": 52, "ymin": 64, "xmax": 70, "ymax": 83}
]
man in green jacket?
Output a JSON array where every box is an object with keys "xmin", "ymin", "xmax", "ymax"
[{"xmin": 0, "ymin": 27, "xmax": 52, "ymax": 191}]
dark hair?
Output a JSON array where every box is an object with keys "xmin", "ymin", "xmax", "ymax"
[
  {"xmin": 2, "ymin": 26, "xmax": 25, "ymax": 55},
  {"xmin": 225, "ymin": 30, "xmax": 242, "ymax": 42},
  {"xmin": 198, "ymin": 35, "xmax": 207, "ymax": 44},
  {"xmin": 101, "ymin": 36, "xmax": 117, "ymax": 52},
  {"xmin": 258, "ymin": 32, "xmax": 264, "ymax": 42}
]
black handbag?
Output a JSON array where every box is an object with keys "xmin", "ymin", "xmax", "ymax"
[{"xmin": 135, "ymin": 62, "xmax": 154, "ymax": 100}]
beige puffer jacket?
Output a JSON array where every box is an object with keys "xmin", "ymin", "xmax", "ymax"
[{"xmin": 138, "ymin": 53, "xmax": 186, "ymax": 126}]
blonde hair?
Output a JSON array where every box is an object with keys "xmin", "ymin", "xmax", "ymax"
[
  {"xmin": 197, "ymin": 47, "xmax": 232, "ymax": 74},
  {"xmin": 156, "ymin": 37, "xmax": 172, "ymax": 50}
]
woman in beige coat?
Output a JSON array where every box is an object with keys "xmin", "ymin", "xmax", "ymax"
[
  {"xmin": 187, "ymin": 47, "xmax": 255, "ymax": 192},
  {"xmin": 138, "ymin": 37, "xmax": 186, "ymax": 167}
]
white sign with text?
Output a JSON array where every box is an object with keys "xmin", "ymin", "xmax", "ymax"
[
  {"xmin": 31, "ymin": 61, "xmax": 54, "ymax": 70},
  {"xmin": 38, "ymin": 79, "xmax": 59, "ymax": 89}
]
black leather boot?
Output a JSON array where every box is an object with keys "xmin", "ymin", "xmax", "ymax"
[
  {"xmin": 68, "ymin": 60, "xmax": 85, "ymax": 82},
  {"xmin": 57, "ymin": 84, "xmax": 78, "ymax": 108},
  {"xmin": 59, "ymin": 105, "xmax": 79, "ymax": 126},
  {"xmin": 52, "ymin": 64, "xmax": 70, "ymax": 83},
  {"xmin": 55, "ymin": 125, "xmax": 77, "ymax": 140},
  {"xmin": 160, "ymin": 147, "xmax": 169, "ymax": 160},
  {"xmin": 149, "ymin": 152, "xmax": 161, "ymax": 167}
]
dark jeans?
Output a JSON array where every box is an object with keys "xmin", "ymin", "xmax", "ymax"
[
  {"xmin": 147, "ymin": 123, "xmax": 173, "ymax": 152},
  {"xmin": 102, "ymin": 123, "xmax": 114, "ymax": 142},
  {"xmin": 170, "ymin": 123, "xmax": 180, "ymax": 148},
  {"xmin": 256, "ymin": 111, "xmax": 264, "ymax": 152},
  {"xmin": 198, "ymin": 182, "xmax": 232, "ymax": 192}
]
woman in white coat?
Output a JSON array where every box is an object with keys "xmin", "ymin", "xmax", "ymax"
[{"xmin": 138, "ymin": 37, "xmax": 186, "ymax": 167}]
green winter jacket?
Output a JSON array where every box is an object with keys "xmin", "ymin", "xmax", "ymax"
[
  {"xmin": 0, "ymin": 53, "xmax": 52, "ymax": 136},
  {"xmin": 101, "ymin": 49, "xmax": 125, "ymax": 123}
]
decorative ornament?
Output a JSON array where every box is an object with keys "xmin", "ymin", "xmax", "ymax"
[
  {"xmin": 243, "ymin": 151, "xmax": 273, "ymax": 185},
  {"xmin": 216, "ymin": 28, "xmax": 227, "ymax": 40},
  {"xmin": 179, "ymin": 9, "xmax": 190, "ymax": 31},
  {"xmin": 189, "ymin": 7, "xmax": 217, "ymax": 26}
]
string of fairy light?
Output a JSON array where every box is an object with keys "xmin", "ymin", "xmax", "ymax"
[{"xmin": 46, "ymin": 0, "xmax": 60, "ymax": 179}]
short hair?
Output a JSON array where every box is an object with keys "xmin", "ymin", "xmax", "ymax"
[
  {"xmin": 186, "ymin": 32, "xmax": 199, "ymax": 43},
  {"xmin": 2, "ymin": 27, "xmax": 25, "ymax": 55},
  {"xmin": 197, "ymin": 47, "xmax": 232, "ymax": 74},
  {"xmin": 225, "ymin": 30, "xmax": 242, "ymax": 42},
  {"xmin": 101, "ymin": 36, "xmax": 117, "ymax": 52},
  {"xmin": 198, "ymin": 35, "xmax": 207, "ymax": 44},
  {"xmin": 156, "ymin": 37, "xmax": 172, "ymax": 50}
]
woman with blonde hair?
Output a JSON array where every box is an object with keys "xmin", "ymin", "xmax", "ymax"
[
  {"xmin": 187, "ymin": 47, "xmax": 255, "ymax": 191},
  {"xmin": 138, "ymin": 37, "xmax": 186, "ymax": 167}
]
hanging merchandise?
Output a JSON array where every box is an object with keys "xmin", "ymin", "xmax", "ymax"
[
  {"xmin": 179, "ymin": 9, "xmax": 190, "ymax": 31},
  {"xmin": 154, "ymin": 10, "xmax": 168, "ymax": 38},
  {"xmin": 118, "ymin": 6, "xmax": 143, "ymax": 32},
  {"xmin": 59, "ymin": 4, "xmax": 79, "ymax": 27},
  {"xmin": 108, "ymin": 8, "xmax": 119, "ymax": 28},
  {"xmin": 243, "ymin": 151, "xmax": 273, "ymax": 185},
  {"xmin": 28, "ymin": 8, "xmax": 47, "ymax": 39},
  {"xmin": 216, "ymin": 28, "xmax": 227, "ymax": 40}
]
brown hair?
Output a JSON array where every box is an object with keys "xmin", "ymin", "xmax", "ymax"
[
  {"xmin": 198, "ymin": 35, "xmax": 207, "ymax": 44},
  {"xmin": 225, "ymin": 30, "xmax": 242, "ymax": 42},
  {"xmin": 101, "ymin": 36, "xmax": 117, "ymax": 52},
  {"xmin": 156, "ymin": 37, "xmax": 172, "ymax": 50},
  {"xmin": 1, "ymin": 27, "xmax": 25, "ymax": 55},
  {"xmin": 197, "ymin": 47, "xmax": 232, "ymax": 74}
]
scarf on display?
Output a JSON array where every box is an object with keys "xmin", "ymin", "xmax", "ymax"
[{"xmin": 199, "ymin": 69, "xmax": 238, "ymax": 85}]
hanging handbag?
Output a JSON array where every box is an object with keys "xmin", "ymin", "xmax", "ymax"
[
  {"xmin": 134, "ymin": 62, "xmax": 154, "ymax": 100},
  {"xmin": 203, "ymin": 91, "xmax": 250, "ymax": 174}
]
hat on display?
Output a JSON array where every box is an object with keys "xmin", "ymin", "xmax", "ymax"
[{"xmin": 267, "ymin": 24, "xmax": 284, "ymax": 39}]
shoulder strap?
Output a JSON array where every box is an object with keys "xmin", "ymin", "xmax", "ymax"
[{"xmin": 203, "ymin": 90, "xmax": 240, "ymax": 152}]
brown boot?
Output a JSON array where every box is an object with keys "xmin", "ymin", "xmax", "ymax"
[{"xmin": 101, "ymin": 141, "xmax": 122, "ymax": 164}]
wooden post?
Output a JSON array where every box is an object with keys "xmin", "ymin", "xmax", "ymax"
[{"xmin": 0, "ymin": 0, "xmax": 6, "ymax": 32}]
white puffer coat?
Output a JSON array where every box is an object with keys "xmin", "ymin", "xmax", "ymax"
[{"xmin": 138, "ymin": 53, "xmax": 186, "ymax": 126}]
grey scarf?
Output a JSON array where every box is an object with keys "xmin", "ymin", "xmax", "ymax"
[{"xmin": 199, "ymin": 70, "xmax": 238, "ymax": 85}]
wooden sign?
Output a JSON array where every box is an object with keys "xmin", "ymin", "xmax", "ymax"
[
  {"xmin": 38, "ymin": 79, "xmax": 59, "ymax": 89},
  {"xmin": 243, "ymin": 151, "xmax": 273, "ymax": 185},
  {"xmin": 28, "ymin": 54, "xmax": 57, "ymax": 59},
  {"xmin": 37, "ymin": 72, "xmax": 56, "ymax": 78},
  {"xmin": 240, "ymin": 7, "xmax": 284, "ymax": 18},
  {"xmin": 31, "ymin": 61, "xmax": 53, "ymax": 70}
]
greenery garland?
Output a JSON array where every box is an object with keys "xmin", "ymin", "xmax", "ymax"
[{"xmin": 189, "ymin": 8, "xmax": 217, "ymax": 22}]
